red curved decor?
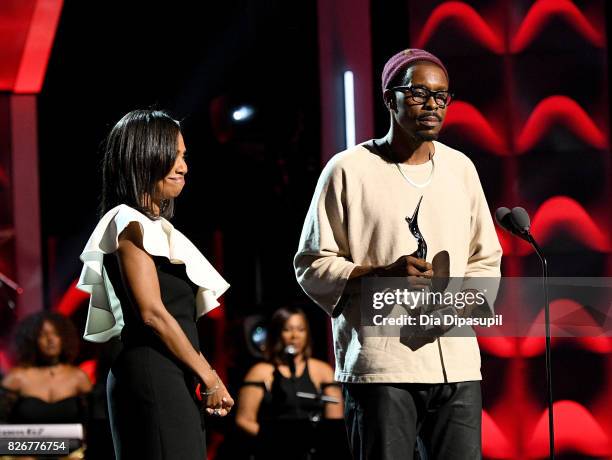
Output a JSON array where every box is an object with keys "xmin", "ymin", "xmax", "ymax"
[
  {"xmin": 480, "ymin": 336, "xmax": 611, "ymax": 360},
  {"xmin": 478, "ymin": 337, "xmax": 517, "ymax": 358},
  {"xmin": 520, "ymin": 299, "xmax": 611, "ymax": 357},
  {"xmin": 479, "ymin": 296, "xmax": 612, "ymax": 358},
  {"xmin": 511, "ymin": 0, "xmax": 604, "ymax": 53},
  {"xmin": 516, "ymin": 96, "xmax": 607, "ymax": 154},
  {"xmin": 576, "ymin": 337, "xmax": 612, "ymax": 354},
  {"xmin": 482, "ymin": 409, "xmax": 515, "ymax": 458},
  {"xmin": 511, "ymin": 196, "xmax": 610, "ymax": 256},
  {"xmin": 444, "ymin": 101, "xmax": 509, "ymax": 155},
  {"xmin": 415, "ymin": 1, "xmax": 504, "ymax": 54},
  {"xmin": 53, "ymin": 279, "xmax": 90, "ymax": 316},
  {"xmin": 513, "ymin": 334, "xmax": 548, "ymax": 356},
  {"xmin": 527, "ymin": 400, "xmax": 611, "ymax": 457},
  {"xmin": 520, "ymin": 336, "xmax": 612, "ymax": 358}
]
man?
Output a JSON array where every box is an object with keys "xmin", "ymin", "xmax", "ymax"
[{"xmin": 294, "ymin": 49, "xmax": 502, "ymax": 459}]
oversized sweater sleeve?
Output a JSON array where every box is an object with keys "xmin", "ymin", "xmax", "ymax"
[
  {"xmin": 294, "ymin": 157, "xmax": 357, "ymax": 316},
  {"xmin": 464, "ymin": 161, "xmax": 503, "ymax": 278}
]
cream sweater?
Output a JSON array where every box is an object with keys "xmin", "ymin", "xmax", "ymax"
[{"xmin": 294, "ymin": 141, "xmax": 502, "ymax": 383}]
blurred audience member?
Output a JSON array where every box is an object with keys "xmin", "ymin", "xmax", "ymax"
[
  {"xmin": 0, "ymin": 311, "xmax": 92, "ymax": 425},
  {"xmin": 236, "ymin": 306, "xmax": 342, "ymax": 437}
]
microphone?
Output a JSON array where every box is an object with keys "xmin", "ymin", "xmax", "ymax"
[
  {"xmin": 284, "ymin": 344, "xmax": 297, "ymax": 356},
  {"xmin": 495, "ymin": 206, "xmax": 535, "ymax": 243},
  {"xmin": 283, "ymin": 345, "xmax": 297, "ymax": 378}
]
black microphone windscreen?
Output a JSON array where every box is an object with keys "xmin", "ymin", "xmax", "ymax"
[
  {"xmin": 495, "ymin": 207, "xmax": 515, "ymax": 233},
  {"xmin": 495, "ymin": 207, "xmax": 510, "ymax": 223},
  {"xmin": 511, "ymin": 207, "xmax": 531, "ymax": 232}
]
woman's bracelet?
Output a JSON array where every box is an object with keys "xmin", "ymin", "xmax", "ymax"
[{"xmin": 201, "ymin": 369, "xmax": 220, "ymax": 397}]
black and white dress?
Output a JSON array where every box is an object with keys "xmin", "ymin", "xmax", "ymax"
[{"xmin": 77, "ymin": 205, "xmax": 229, "ymax": 460}]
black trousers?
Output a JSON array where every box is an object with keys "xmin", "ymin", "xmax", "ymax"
[{"xmin": 343, "ymin": 381, "xmax": 482, "ymax": 460}]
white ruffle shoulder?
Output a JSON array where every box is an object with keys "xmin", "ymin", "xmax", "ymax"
[{"xmin": 77, "ymin": 204, "xmax": 230, "ymax": 343}]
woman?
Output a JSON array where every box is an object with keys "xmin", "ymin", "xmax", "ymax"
[
  {"xmin": 0, "ymin": 311, "xmax": 92, "ymax": 424},
  {"xmin": 0, "ymin": 312, "xmax": 92, "ymax": 459},
  {"xmin": 235, "ymin": 307, "xmax": 343, "ymax": 439},
  {"xmin": 76, "ymin": 110, "xmax": 233, "ymax": 459}
]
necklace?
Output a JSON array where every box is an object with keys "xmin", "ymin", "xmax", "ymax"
[
  {"xmin": 395, "ymin": 153, "xmax": 435, "ymax": 189},
  {"xmin": 376, "ymin": 140, "xmax": 435, "ymax": 188},
  {"xmin": 46, "ymin": 364, "xmax": 60, "ymax": 377},
  {"xmin": 39, "ymin": 360, "xmax": 60, "ymax": 377}
]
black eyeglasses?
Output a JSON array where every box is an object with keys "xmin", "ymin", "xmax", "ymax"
[{"xmin": 390, "ymin": 86, "xmax": 454, "ymax": 108}]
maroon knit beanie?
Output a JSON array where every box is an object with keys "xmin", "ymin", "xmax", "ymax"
[{"xmin": 381, "ymin": 48, "xmax": 449, "ymax": 93}]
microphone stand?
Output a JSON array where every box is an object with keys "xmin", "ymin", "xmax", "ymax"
[
  {"xmin": 287, "ymin": 356, "xmax": 296, "ymax": 380},
  {"xmin": 525, "ymin": 233, "xmax": 554, "ymax": 460}
]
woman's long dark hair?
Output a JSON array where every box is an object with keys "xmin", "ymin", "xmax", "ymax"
[
  {"xmin": 13, "ymin": 311, "xmax": 79, "ymax": 367},
  {"xmin": 100, "ymin": 109, "xmax": 181, "ymax": 219},
  {"xmin": 265, "ymin": 307, "xmax": 312, "ymax": 365}
]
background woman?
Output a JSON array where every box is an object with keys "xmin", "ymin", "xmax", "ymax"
[
  {"xmin": 0, "ymin": 311, "xmax": 92, "ymax": 459},
  {"xmin": 0, "ymin": 311, "xmax": 91, "ymax": 424},
  {"xmin": 77, "ymin": 109, "xmax": 233, "ymax": 460},
  {"xmin": 235, "ymin": 306, "xmax": 342, "ymax": 438}
]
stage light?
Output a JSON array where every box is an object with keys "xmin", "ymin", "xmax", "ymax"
[
  {"xmin": 243, "ymin": 315, "xmax": 268, "ymax": 358},
  {"xmin": 344, "ymin": 70, "xmax": 356, "ymax": 148},
  {"xmin": 232, "ymin": 105, "xmax": 255, "ymax": 122},
  {"xmin": 251, "ymin": 325, "xmax": 267, "ymax": 351}
]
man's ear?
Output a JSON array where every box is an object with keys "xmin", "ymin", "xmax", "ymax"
[{"xmin": 383, "ymin": 90, "xmax": 396, "ymax": 112}]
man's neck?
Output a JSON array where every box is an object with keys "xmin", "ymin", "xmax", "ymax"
[{"xmin": 383, "ymin": 129, "xmax": 433, "ymax": 165}]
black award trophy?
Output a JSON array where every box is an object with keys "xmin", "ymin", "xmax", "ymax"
[{"xmin": 406, "ymin": 195, "xmax": 427, "ymax": 260}]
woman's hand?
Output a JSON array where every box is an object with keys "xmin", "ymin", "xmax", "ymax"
[
  {"xmin": 199, "ymin": 370, "xmax": 234, "ymax": 417},
  {"xmin": 204, "ymin": 380, "xmax": 234, "ymax": 417}
]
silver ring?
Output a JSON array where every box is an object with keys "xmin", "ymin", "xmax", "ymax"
[{"xmin": 213, "ymin": 408, "xmax": 221, "ymax": 416}]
